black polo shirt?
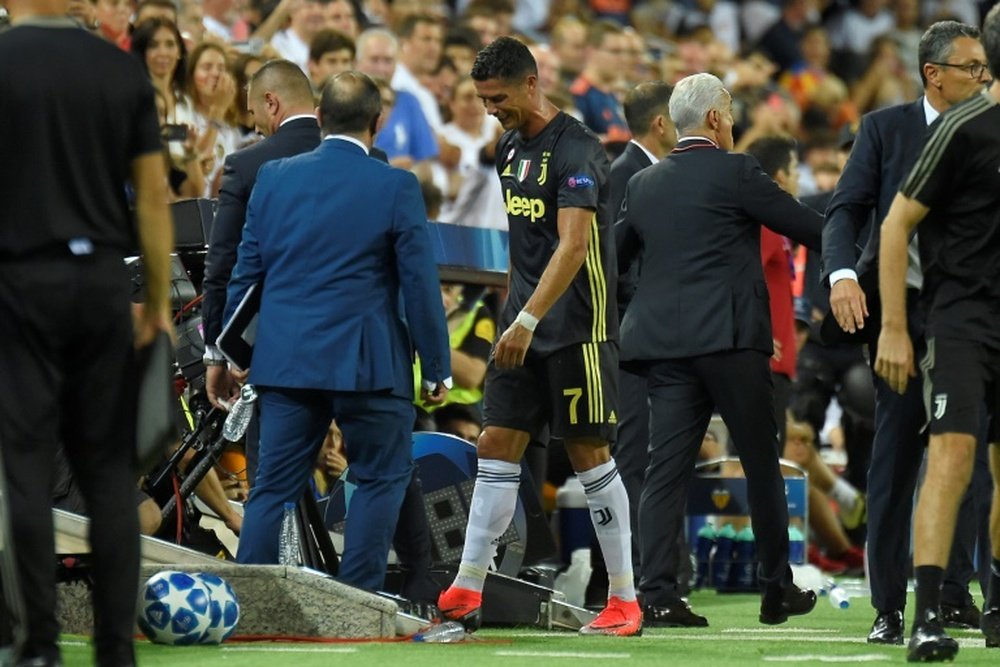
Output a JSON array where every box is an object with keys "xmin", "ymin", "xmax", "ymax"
[
  {"xmin": 0, "ymin": 20, "xmax": 162, "ymax": 258},
  {"xmin": 900, "ymin": 89, "xmax": 1000, "ymax": 347}
]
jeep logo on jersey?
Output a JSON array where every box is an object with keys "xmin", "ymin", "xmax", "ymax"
[
  {"xmin": 567, "ymin": 174, "xmax": 595, "ymax": 189},
  {"xmin": 505, "ymin": 190, "xmax": 546, "ymax": 222},
  {"xmin": 516, "ymin": 159, "xmax": 531, "ymax": 182}
]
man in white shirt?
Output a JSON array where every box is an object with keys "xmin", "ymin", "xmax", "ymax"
[
  {"xmin": 271, "ymin": 0, "xmax": 329, "ymax": 73},
  {"xmin": 392, "ymin": 12, "xmax": 444, "ymax": 131}
]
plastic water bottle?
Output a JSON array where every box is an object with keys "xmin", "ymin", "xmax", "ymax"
[
  {"xmin": 412, "ymin": 621, "xmax": 469, "ymax": 643},
  {"xmin": 277, "ymin": 502, "xmax": 302, "ymax": 566},
  {"xmin": 694, "ymin": 522, "xmax": 716, "ymax": 589},
  {"xmin": 731, "ymin": 525, "xmax": 757, "ymax": 591},
  {"xmin": 826, "ymin": 580, "xmax": 850, "ymax": 609},
  {"xmin": 554, "ymin": 547, "xmax": 592, "ymax": 608},
  {"xmin": 788, "ymin": 525, "xmax": 806, "ymax": 565},
  {"xmin": 711, "ymin": 523, "xmax": 736, "ymax": 588},
  {"xmin": 555, "ymin": 477, "xmax": 593, "ymax": 566},
  {"xmin": 222, "ymin": 384, "xmax": 257, "ymax": 442}
]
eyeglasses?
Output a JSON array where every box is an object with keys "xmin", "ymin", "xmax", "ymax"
[{"xmin": 929, "ymin": 61, "xmax": 989, "ymax": 79}]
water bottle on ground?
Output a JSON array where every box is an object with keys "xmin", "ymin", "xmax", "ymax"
[
  {"xmin": 277, "ymin": 502, "xmax": 302, "ymax": 566},
  {"xmin": 413, "ymin": 621, "xmax": 469, "ymax": 642},
  {"xmin": 731, "ymin": 525, "xmax": 757, "ymax": 591},
  {"xmin": 222, "ymin": 384, "xmax": 257, "ymax": 442},
  {"xmin": 694, "ymin": 522, "xmax": 716, "ymax": 589},
  {"xmin": 826, "ymin": 580, "xmax": 850, "ymax": 609},
  {"xmin": 788, "ymin": 525, "xmax": 806, "ymax": 564},
  {"xmin": 711, "ymin": 523, "xmax": 736, "ymax": 589}
]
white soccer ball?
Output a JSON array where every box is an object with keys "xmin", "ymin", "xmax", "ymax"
[
  {"xmin": 137, "ymin": 570, "xmax": 213, "ymax": 645},
  {"xmin": 194, "ymin": 572, "xmax": 241, "ymax": 644}
]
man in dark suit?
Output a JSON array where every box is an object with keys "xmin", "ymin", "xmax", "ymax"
[
  {"xmin": 225, "ymin": 71, "xmax": 451, "ymax": 591},
  {"xmin": 203, "ymin": 60, "xmax": 322, "ymax": 420},
  {"xmin": 821, "ymin": 20, "xmax": 991, "ymax": 645},
  {"xmin": 616, "ymin": 72, "xmax": 822, "ymax": 626},
  {"xmin": 0, "ymin": 1, "xmax": 173, "ymax": 664},
  {"xmin": 585, "ymin": 80, "xmax": 702, "ymax": 627}
]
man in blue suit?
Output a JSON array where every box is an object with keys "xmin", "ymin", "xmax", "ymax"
[
  {"xmin": 225, "ymin": 71, "xmax": 452, "ymax": 591},
  {"xmin": 821, "ymin": 20, "xmax": 990, "ymax": 645}
]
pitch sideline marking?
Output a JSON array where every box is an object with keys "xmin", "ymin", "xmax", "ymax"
[
  {"xmin": 495, "ymin": 650, "xmax": 631, "ymax": 659},
  {"xmin": 764, "ymin": 655, "xmax": 889, "ymax": 662},
  {"xmin": 222, "ymin": 646, "xmax": 359, "ymax": 653}
]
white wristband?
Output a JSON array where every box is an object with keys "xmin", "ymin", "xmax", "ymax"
[{"xmin": 514, "ymin": 310, "xmax": 539, "ymax": 332}]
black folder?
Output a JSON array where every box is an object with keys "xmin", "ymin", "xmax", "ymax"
[{"xmin": 215, "ymin": 283, "xmax": 260, "ymax": 372}]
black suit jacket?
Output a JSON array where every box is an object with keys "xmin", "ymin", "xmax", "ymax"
[
  {"xmin": 820, "ymin": 99, "xmax": 926, "ymax": 343},
  {"xmin": 609, "ymin": 141, "xmax": 654, "ymax": 320},
  {"xmin": 615, "ymin": 142, "xmax": 823, "ymax": 362},
  {"xmin": 201, "ymin": 117, "xmax": 322, "ymax": 347}
]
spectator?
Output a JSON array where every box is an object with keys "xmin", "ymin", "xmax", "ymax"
[
  {"xmin": 569, "ymin": 20, "xmax": 631, "ymax": 142},
  {"xmin": 308, "ymin": 29, "xmax": 356, "ymax": 93},
  {"xmin": 444, "ymin": 25, "xmax": 483, "ymax": 75},
  {"xmin": 461, "ymin": 1, "xmax": 501, "ymax": 46},
  {"xmin": 782, "ymin": 417, "xmax": 866, "ymax": 574},
  {"xmin": 96, "ymin": 0, "xmax": 131, "ymax": 49},
  {"xmin": 202, "ymin": 0, "xmax": 239, "ymax": 41},
  {"xmin": 272, "ymin": 0, "xmax": 329, "ymax": 73},
  {"xmin": 454, "ymin": 142, "xmax": 501, "ymax": 207},
  {"xmin": 433, "ymin": 403, "xmax": 483, "ymax": 444},
  {"xmin": 231, "ymin": 52, "xmax": 265, "ymax": 140},
  {"xmin": 550, "ymin": 15, "xmax": 588, "ymax": 86},
  {"xmin": 756, "ymin": 0, "xmax": 811, "ymax": 74},
  {"xmin": 135, "ymin": 0, "xmax": 178, "ymax": 26},
  {"xmin": 394, "ymin": 13, "xmax": 446, "ymax": 131},
  {"xmin": 183, "ymin": 43, "xmax": 241, "ymax": 196},
  {"xmin": 356, "ymin": 28, "xmax": 440, "ymax": 171},
  {"xmin": 325, "ymin": 0, "xmax": 359, "ymax": 37},
  {"xmin": 851, "ymin": 35, "xmax": 919, "ymax": 114}
]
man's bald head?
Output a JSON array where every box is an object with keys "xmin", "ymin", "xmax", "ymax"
[{"xmin": 318, "ymin": 70, "xmax": 381, "ymax": 139}]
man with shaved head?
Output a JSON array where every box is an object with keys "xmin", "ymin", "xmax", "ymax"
[{"xmin": 203, "ymin": 60, "xmax": 321, "ymax": 482}]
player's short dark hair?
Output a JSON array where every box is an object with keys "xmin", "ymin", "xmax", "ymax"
[
  {"xmin": 746, "ymin": 135, "xmax": 797, "ymax": 179},
  {"xmin": 249, "ymin": 59, "xmax": 315, "ymax": 106},
  {"xmin": 623, "ymin": 81, "xmax": 672, "ymax": 135},
  {"xmin": 918, "ymin": 20, "xmax": 981, "ymax": 86},
  {"xmin": 984, "ymin": 3, "xmax": 1000, "ymax": 83},
  {"xmin": 319, "ymin": 71, "xmax": 382, "ymax": 135},
  {"xmin": 310, "ymin": 29, "xmax": 356, "ymax": 63},
  {"xmin": 471, "ymin": 36, "xmax": 537, "ymax": 83}
]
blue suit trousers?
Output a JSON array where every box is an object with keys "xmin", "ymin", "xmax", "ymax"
[{"xmin": 236, "ymin": 386, "xmax": 415, "ymax": 591}]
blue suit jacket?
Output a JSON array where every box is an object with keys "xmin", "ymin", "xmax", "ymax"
[
  {"xmin": 821, "ymin": 99, "xmax": 927, "ymax": 286},
  {"xmin": 224, "ymin": 138, "xmax": 450, "ymax": 396},
  {"xmin": 820, "ymin": 99, "xmax": 926, "ymax": 343}
]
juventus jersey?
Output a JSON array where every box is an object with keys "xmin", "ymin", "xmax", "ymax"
[{"xmin": 495, "ymin": 112, "xmax": 618, "ymax": 354}]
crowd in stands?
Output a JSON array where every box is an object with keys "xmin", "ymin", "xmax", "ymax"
[{"xmin": 46, "ymin": 0, "xmax": 998, "ymax": 574}]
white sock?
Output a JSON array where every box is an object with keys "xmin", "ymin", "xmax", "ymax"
[
  {"xmin": 578, "ymin": 459, "xmax": 636, "ymax": 602},
  {"xmin": 453, "ymin": 458, "xmax": 521, "ymax": 593},
  {"xmin": 830, "ymin": 477, "xmax": 859, "ymax": 512}
]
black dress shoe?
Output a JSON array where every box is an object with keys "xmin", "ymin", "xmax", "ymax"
[
  {"xmin": 907, "ymin": 615, "xmax": 959, "ymax": 662},
  {"xmin": 940, "ymin": 601, "xmax": 981, "ymax": 629},
  {"xmin": 643, "ymin": 600, "xmax": 709, "ymax": 627},
  {"xmin": 982, "ymin": 607, "xmax": 1000, "ymax": 648},
  {"xmin": 759, "ymin": 584, "xmax": 817, "ymax": 625},
  {"xmin": 868, "ymin": 610, "xmax": 904, "ymax": 645}
]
